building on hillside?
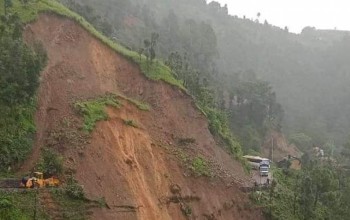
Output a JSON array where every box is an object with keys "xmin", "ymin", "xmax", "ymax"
[{"xmin": 313, "ymin": 146, "xmax": 325, "ymax": 157}]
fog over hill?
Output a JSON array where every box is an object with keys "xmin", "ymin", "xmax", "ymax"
[
  {"xmin": 62, "ymin": 0, "xmax": 350, "ymax": 148},
  {"xmin": 3, "ymin": 0, "xmax": 350, "ymax": 219}
]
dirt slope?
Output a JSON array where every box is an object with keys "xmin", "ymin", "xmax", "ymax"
[{"xmin": 23, "ymin": 14, "xmax": 264, "ymax": 220}]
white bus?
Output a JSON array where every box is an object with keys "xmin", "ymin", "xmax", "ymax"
[{"xmin": 243, "ymin": 155, "xmax": 270, "ymax": 176}]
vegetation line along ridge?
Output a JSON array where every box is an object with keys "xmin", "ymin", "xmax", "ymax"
[{"xmin": 37, "ymin": 0, "xmax": 184, "ymax": 90}]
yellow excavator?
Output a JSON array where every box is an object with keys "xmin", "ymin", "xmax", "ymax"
[{"xmin": 20, "ymin": 172, "xmax": 60, "ymax": 188}]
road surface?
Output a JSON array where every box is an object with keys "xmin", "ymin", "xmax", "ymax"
[{"xmin": 251, "ymin": 170, "xmax": 273, "ymax": 185}]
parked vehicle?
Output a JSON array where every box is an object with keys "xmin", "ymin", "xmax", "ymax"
[{"xmin": 243, "ymin": 155, "xmax": 270, "ymax": 176}]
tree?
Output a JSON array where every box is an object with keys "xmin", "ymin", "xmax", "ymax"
[
  {"xmin": 223, "ymin": 4, "xmax": 228, "ymax": 15},
  {"xmin": 340, "ymin": 138, "xmax": 350, "ymax": 165},
  {"xmin": 4, "ymin": 0, "xmax": 13, "ymax": 16},
  {"xmin": 150, "ymin": 32, "xmax": 159, "ymax": 61},
  {"xmin": 299, "ymin": 173, "xmax": 315, "ymax": 219},
  {"xmin": 256, "ymin": 12, "xmax": 261, "ymax": 23},
  {"xmin": 142, "ymin": 39, "xmax": 151, "ymax": 61},
  {"xmin": 230, "ymin": 79, "xmax": 282, "ymax": 130},
  {"xmin": 208, "ymin": 1, "xmax": 221, "ymax": 13},
  {"xmin": 142, "ymin": 33, "xmax": 159, "ymax": 62},
  {"xmin": 166, "ymin": 51, "xmax": 183, "ymax": 78},
  {"xmin": 0, "ymin": 13, "xmax": 45, "ymax": 171}
]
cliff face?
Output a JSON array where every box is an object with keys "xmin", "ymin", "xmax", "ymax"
[{"xmin": 23, "ymin": 14, "xmax": 264, "ymax": 220}]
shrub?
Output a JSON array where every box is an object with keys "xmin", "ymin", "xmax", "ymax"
[
  {"xmin": 118, "ymin": 95, "xmax": 151, "ymax": 111},
  {"xmin": 178, "ymin": 138, "xmax": 196, "ymax": 146},
  {"xmin": 64, "ymin": 176, "xmax": 85, "ymax": 200},
  {"xmin": 0, "ymin": 13, "xmax": 45, "ymax": 172},
  {"xmin": 190, "ymin": 156, "xmax": 211, "ymax": 177},
  {"xmin": 0, "ymin": 195, "xmax": 26, "ymax": 220},
  {"xmin": 37, "ymin": 148, "xmax": 63, "ymax": 176},
  {"xmin": 74, "ymin": 94, "xmax": 121, "ymax": 132},
  {"xmin": 205, "ymin": 107, "xmax": 243, "ymax": 159},
  {"xmin": 123, "ymin": 119, "xmax": 138, "ymax": 128},
  {"xmin": 180, "ymin": 203, "xmax": 192, "ymax": 216}
]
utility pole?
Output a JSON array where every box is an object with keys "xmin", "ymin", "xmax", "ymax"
[{"xmin": 271, "ymin": 137, "xmax": 274, "ymax": 162}]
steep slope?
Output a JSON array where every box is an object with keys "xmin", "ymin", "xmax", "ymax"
[
  {"xmin": 69, "ymin": 0, "xmax": 350, "ymax": 145},
  {"xmin": 23, "ymin": 14, "xmax": 264, "ymax": 220}
]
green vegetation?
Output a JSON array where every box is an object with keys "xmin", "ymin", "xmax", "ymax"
[
  {"xmin": 253, "ymin": 161, "xmax": 350, "ymax": 220},
  {"xmin": 190, "ymin": 156, "xmax": 211, "ymax": 177},
  {"xmin": 116, "ymin": 94, "xmax": 151, "ymax": 111},
  {"xmin": 127, "ymin": 99, "xmax": 150, "ymax": 111},
  {"xmin": 205, "ymin": 107, "xmax": 243, "ymax": 157},
  {"xmin": 64, "ymin": 176, "xmax": 85, "ymax": 200},
  {"xmin": 37, "ymin": 148, "xmax": 63, "ymax": 176},
  {"xmin": 74, "ymin": 93, "xmax": 151, "ymax": 132},
  {"xmin": 74, "ymin": 95, "xmax": 121, "ymax": 132},
  {"xmin": 0, "ymin": 11, "xmax": 46, "ymax": 172},
  {"xmin": 0, "ymin": 188, "xmax": 89, "ymax": 220},
  {"xmin": 51, "ymin": 194, "xmax": 87, "ymax": 220},
  {"xmin": 171, "ymin": 148, "xmax": 190, "ymax": 164},
  {"xmin": 167, "ymin": 147, "xmax": 213, "ymax": 178},
  {"xmin": 0, "ymin": 191, "xmax": 49, "ymax": 220},
  {"xmin": 51, "ymin": 188, "xmax": 89, "ymax": 220},
  {"xmin": 123, "ymin": 119, "xmax": 138, "ymax": 128}
]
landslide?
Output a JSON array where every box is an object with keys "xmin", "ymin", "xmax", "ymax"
[{"xmin": 23, "ymin": 13, "xmax": 264, "ymax": 220}]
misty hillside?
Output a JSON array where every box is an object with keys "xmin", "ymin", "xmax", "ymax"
[
  {"xmin": 62, "ymin": 0, "xmax": 350, "ymax": 148},
  {"xmin": 0, "ymin": 1, "xmax": 265, "ymax": 219},
  {"xmin": 3, "ymin": 0, "xmax": 350, "ymax": 220}
]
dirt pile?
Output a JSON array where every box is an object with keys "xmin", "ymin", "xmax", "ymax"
[{"xmin": 23, "ymin": 14, "xmax": 264, "ymax": 220}]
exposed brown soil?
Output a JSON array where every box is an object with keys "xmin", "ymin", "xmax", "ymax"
[{"xmin": 23, "ymin": 13, "xmax": 265, "ymax": 220}]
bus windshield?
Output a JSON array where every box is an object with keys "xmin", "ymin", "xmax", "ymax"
[{"xmin": 260, "ymin": 166, "xmax": 269, "ymax": 171}]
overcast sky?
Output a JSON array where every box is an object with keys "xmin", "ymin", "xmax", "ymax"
[{"xmin": 209, "ymin": 0, "xmax": 349, "ymax": 33}]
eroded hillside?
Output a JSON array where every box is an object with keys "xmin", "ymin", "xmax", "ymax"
[{"xmin": 23, "ymin": 14, "xmax": 264, "ymax": 220}]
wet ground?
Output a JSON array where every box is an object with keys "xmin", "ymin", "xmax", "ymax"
[{"xmin": 251, "ymin": 170, "xmax": 273, "ymax": 186}]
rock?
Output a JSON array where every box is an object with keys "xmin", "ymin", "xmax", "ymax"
[{"xmin": 170, "ymin": 184, "xmax": 181, "ymax": 194}]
